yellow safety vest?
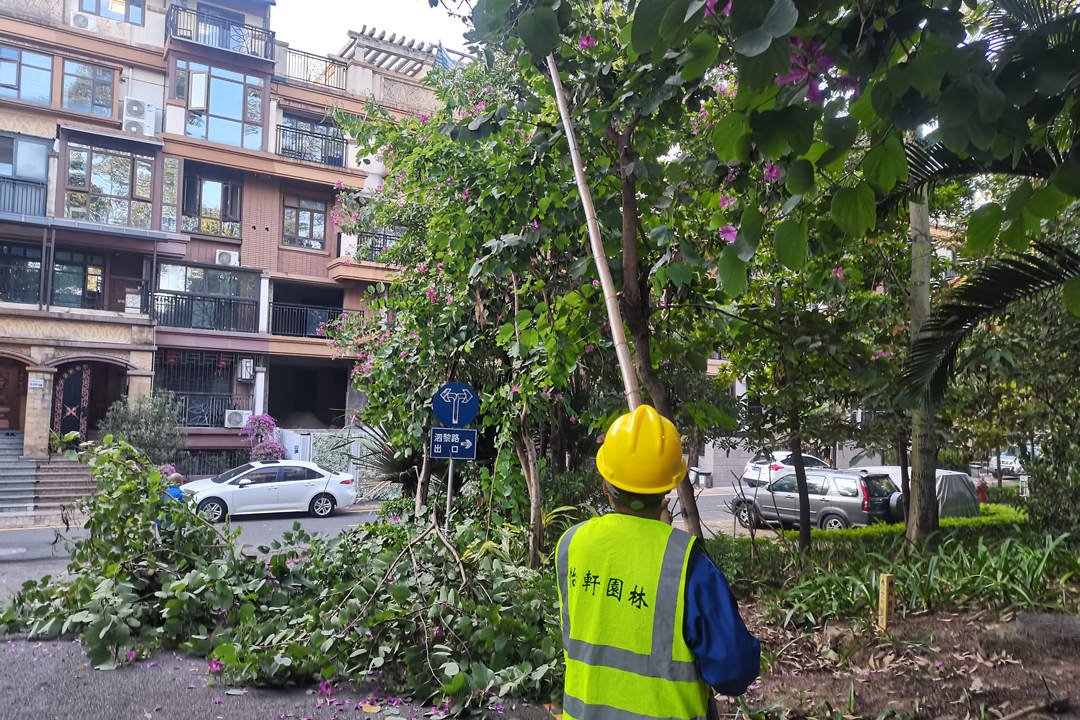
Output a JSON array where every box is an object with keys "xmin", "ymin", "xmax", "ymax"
[{"xmin": 556, "ymin": 513, "xmax": 710, "ymax": 720}]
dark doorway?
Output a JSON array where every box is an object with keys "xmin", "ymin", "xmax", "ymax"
[
  {"xmin": 268, "ymin": 357, "xmax": 348, "ymax": 429},
  {"xmin": 0, "ymin": 358, "xmax": 27, "ymax": 431},
  {"xmin": 52, "ymin": 361, "xmax": 127, "ymax": 438}
]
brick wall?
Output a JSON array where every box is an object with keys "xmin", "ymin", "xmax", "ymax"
[{"xmin": 188, "ymin": 238, "xmax": 239, "ymax": 265}]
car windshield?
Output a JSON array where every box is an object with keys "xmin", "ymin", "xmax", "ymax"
[
  {"xmin": 801, "ymin": 456, "xmax": 828, "ymax": 468},
  {"xmin": 864, "ymin": 475, "xmax": 895, "ymax": 498},
  {"xmin": 210, "ymin": 463, "xmax": 255, "ymax": 484}
]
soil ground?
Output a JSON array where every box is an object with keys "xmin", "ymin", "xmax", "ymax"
[{"xmin": 726, "ymin": 605, "xmax": 1080, "ymax": 720}]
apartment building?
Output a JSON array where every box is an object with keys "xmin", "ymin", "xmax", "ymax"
[{"xmin": 0, "ymin": 0, "xmax": 440, "ymax": 493}]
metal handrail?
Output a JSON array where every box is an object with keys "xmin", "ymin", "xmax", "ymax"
[
  {"xmin": 276, "ymin": 125, "xmax": 346, "ymax": 167},
  {"xmin": 166, "ymin": 5, "xmax": 275, "ymax": 60},
  {"xmin": 0, "ymin": 177, "xmax": 47, "ymax": 216},
  {"xmin": 358, "ymin": 231, "xmax": 398, "ymax": 263},
  {"xmin": 270, "ymin": 302, "xmax": 362, "ymax": 337},
  {"xmin": 174, "ymin": 391, "xmax": 253, "ymax": 428},
  {"xmin": 153, "ymin": 290, "xmax": 258, "ymax": 333},
  {"xmin": 284, "ymin": 48, "xmax": 347, "ymax": 90}
]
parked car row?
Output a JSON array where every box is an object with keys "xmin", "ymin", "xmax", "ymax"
[{"xmin": 177, "ymin": 460, "xmax": 357, "ymax": 521}]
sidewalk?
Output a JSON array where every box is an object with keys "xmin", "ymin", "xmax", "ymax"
[{"xmin": 0, "ymin": 511, "xmax": 83, "ymax": 530}]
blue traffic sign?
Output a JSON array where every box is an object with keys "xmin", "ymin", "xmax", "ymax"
[
  {"xmin": 430, "ymin": 427, "xmax": 477, "ymax": 460},
  {"xmin": 432, "ymin": 382, "xmax": 479, "ymax": 428}
]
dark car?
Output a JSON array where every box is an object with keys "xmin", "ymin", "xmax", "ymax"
[{"xmin": 732, "ymin": 470, "xmax": 896, "ymax": 530}]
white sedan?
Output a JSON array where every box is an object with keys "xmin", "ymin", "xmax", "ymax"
[
  {"xmin": 180, "ymin": 460, "xmax": 357, "ymax": 522},
  {"xmin": 740, "ymin": 451, "xmax": 830, "ymax": 487}
]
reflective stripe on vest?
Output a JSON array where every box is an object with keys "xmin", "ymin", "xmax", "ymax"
[{"xmin": 556, "ymin": 517, "xmax": 708, "ymax": 720}]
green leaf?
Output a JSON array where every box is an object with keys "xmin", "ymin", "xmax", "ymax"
[
  {"xmin": 678, "ymin": 32, "xmax": 720, "ymax": 82},
  {"xmin": 760, "ymin": 0, "xmax": 797, "ymax": 37},
  {"xmin": 213, "ymin": 643, "xmax": 238, "ymax": 665},
  {"xmin": 660, "ymin": 0, "xmax": 692, "ymax": 43},
  {"xmin": 966, "ymin": 202, "xmax": 1004, "ymax": 253},
  {"xmin": 773, "ymin": 219, "xmax": 807, "ymax": 270},
  {"xmin": 631, "ymin": 0, "xmax": 668, "ymax": 54},
  {"xmin": 734, "ymin": 28, "xmax": 773, "ymax": 57},
  {"xmin": 517, "ymin": 7, "xmax": 560, "ymax": 59},
  {"xmin": 717, "ymin": 247, "xmax": 747, "ymax": 297},
  {"xmin": 712, "ymin": 113, "xmax": 750, "ymax": 162},
  {"xmin": 830, "ymin": 182, "xmax": 876, "ymax": 236},
  {"xmin": 999, "ymin": 220, "xmax": 1028, "ymax": 252},
  {"xmin": 1063, "ymin": 277, "xmax": 1080, "ymax": 318},
  {"xmin": 1026, "ymin": 184, "xmax": 1069, "ymax": 219},
  {"xmin": 667, "ymin": 263, "xmax": 692, "ymax": 287},
  {"xmin": 1004, "ymin": 180, "xmax": 1034, "ymax": 219},
  {"xmin": 443, "ymin": 661, "xmax": 460, "ymax": 677},
  {"xmin": 649, "ymin": 225, "xmax": 673, "ymax": 246},
  {"xmin": 734, "ymin": 206, "xmax": 763, "ymax": 261},
  {"xmin": 823, "ymin": 116, "xmax": 859, "ymax": 149},
  {"xmin": 862, "ymin": 133, "xmax": 908, "ymax": 193},
  {"xmin": 784, "ymin": 159, "xmax": 814, "ymax": 195},
  {"xmin": 514, "ymin": 309, "xmax": 533, "ymax": 327}
]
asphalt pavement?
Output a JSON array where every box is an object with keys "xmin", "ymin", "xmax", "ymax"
[{"xmin": 0, "ymin": 507, "xmax": 376, "ymax": 603}]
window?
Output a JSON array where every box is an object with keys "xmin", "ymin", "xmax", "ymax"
[
  {"xmin": 158, "ymin": 263, "xmax": 257, "ymax": 298},
  {"xmin": 833, "ymin": 476, "xmax": 860, "ymax": 498},
  {"xmin": 161, "ymin": 157, "xmax": 181, "ymax": 232},
  {"xmin": 805, "ymin": 474, "xmax": 828, "ymax": 495},
  {"xmin": 180, "ymin": 61, "xmax": 264, "ymax": 150},
  {"xmin": 864, "ymin": 475, "xmax": 896, "ymax": 498},
  {"xmin": 283, "ymin": 196, "xmax": 327, "ymax": 250},
  {"xmin": 0, "ymin": 242, "xmax": 42, "ymax": 304},
  {"xmin": 281, "ymin": 466, "xmax": 323, "ymax": 481},
  {"xmin": 768, "ymin": 475, "xmax": 797, "ymax": 493},
  {"xmin": 79, "ymin": 0, "xmax": 144, "ymax": 24},
  {"xmin": 64, "ymin": 142, "xmax": 153, "ymax": 229},
  {"xmin": 181, "ymin": 171, "xmax": 242, "ymax": 237},
  {"xmin": 0, "ymin": 45, "xmax": 52, "ymax": 106},
  {"xmin": 51, "ymin": 249, "xmax": 104, "ymax": 309},
  {"xmin": 279, "ymin": 114, "xmax": 345, "ymax": 165},
  {"xmin": 0, "ymin": 134, "xmax": 50, "ymax": 181},
  {"xmin": 238, "ymin": 469, "xmax": 278, "ymax": 485},
  {"xmin": 62, "ymin": 60, "xmax": 115, "ymax": 117}
]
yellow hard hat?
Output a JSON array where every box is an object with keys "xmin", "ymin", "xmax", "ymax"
[{"xmin": 596, "ymin": 405, "xmax": 686, "ymax": 494}]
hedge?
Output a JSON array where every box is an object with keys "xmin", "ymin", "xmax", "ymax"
[{"xmin": 986, "ymin": 485, "xmax": 1023, "ymax": 506}]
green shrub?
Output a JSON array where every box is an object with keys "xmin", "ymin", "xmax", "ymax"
[
  {"xmin": 377, "ymin": 496, "xmax": 413, "ymax": 521},
  {"xmin": 98, "ymin": 392, "xmax": 186, "ymax": 466},
  {"xmin": 985, "ymin": 485, "xmax": 1022, "ymax": 506},
  {"xmin": 1026, "ymin": 433, "xmax": 1080, "ymax": 531}
]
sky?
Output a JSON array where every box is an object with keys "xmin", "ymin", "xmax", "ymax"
[{"xmin": 269, "ymin": 0, "xmax": 472, "ymax": 59}]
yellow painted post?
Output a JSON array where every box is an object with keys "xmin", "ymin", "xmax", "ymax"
[{"xmin": 877, "ymin": 573, "xmax": 895, "ymax": 631}]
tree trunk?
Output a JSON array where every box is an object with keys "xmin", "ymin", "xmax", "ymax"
[
  {"xmin": 996, "ymin": 446, "xmax": 1003, "ymax": 487},
  {"xmin": 414, "ymin": 433, "xmax": 432, "ymax": 518},
  {"xmin": 513, "ymin": 428, "xmax": 544, "ymax": 568},
  {"xmin": 906, "ymin": 190, "xmax": 940, "ymax": 546},
  {"xmin": 898, "ymin": 434, "xmax": 911, "ymax": 524},
  {"xmin": 789, "ymin": 408, "xmax": 812, "ymax": 553}
]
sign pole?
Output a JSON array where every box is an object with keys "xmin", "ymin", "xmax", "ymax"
[{"xmin": 445, "ymin": 458, "xmax": 455, "ymax": 530}]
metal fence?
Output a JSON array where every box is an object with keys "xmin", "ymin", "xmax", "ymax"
[
  {"xmin": 0, "ymin": 178, "xmax": 47, "ymax": 216},
  {"xmin": 284, "ymin": 48, "xmax": 346, "ymax": 90},
  {"xmin": 173, "ymin": 391, "xmax": 252, "ymax": 428},
  {"xmin": 166, "ymin": 5, "xmax": 275, "ymax": 60},
  {"xmin": 358, "ymin": 231, "xmax": 398, "ymax": 262},
  {"xmin": 276, "ymin": 125, "xmax": 346, "ymax": 167},
  {"xmin": 174, "ymin": 448, "xmax": 251, "ymax": 478},
  {"xmin": 270, "ymin": 302, "xmax": 361, "ymax": 338},
  {"xmin": 0, "ymin": 264, "xmax": 40, "ymax": 304},
  {"xmin": 154, "ymin": 291, "xmax": 258, "ymax": 333}
]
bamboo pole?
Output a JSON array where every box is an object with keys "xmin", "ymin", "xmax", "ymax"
[{"xmin": 545, "ymin": 53, "xmax": 642, "ymax": 410}]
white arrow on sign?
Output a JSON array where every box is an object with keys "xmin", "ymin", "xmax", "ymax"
[
  {"xmin": 460, "ymin": 438, "xmax": 473, "ymax": 449},
  {"xmin": 439, "ymin": 387, "xmax": 474, "ymax": 425}
]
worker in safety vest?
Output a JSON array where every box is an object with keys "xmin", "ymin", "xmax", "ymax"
[{"xmin": 556, "ymin": 405, "xmax": 760, "ymax": 720}]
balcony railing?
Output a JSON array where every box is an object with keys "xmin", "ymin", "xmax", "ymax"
[
  {"xmin": 270, "ymin": 302, "xmax": 361, "ymax": 338},
  {"xmin": 51, "ymin": 274, "xmax": 149, "ymax": 314},
  {"xmin": 174, "ymin": 391, "xmax": 253, "ymax": 428},
  {"xmin": 154, "ymin": 291, "xmax": 258, "ymax": 333},
  {"xmin": 166, "ymin": 5, "xmax": 274, "ymax": 60},
  {"xmin": 0, "ymin": 178, "xmax": 47, "ymax": 216},
  {"xmin": 276, "ymin": 126, "xmax": 346, "ymax": 167},
  {"xmin": 284, "ymin": 48, "xmax": 346, "ymax": 90},
  {"xmin": 358, "ymin": 231, "xmax": 398, "ymax": 263},
  {"xmin": 0, "ymin": 264, "xmax": 40, "ymax": 304}
]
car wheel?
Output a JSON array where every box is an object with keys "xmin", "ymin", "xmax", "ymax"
[
  {"xmin": 197, "ymin": 498, "xmax": 227, "ymax": 523},
  {"xmin": 820, "ymin": 513, "xmax": 849, "ymax": 531},
  {"xmin": 309, "ymin": 494, "xmax": 335, "ymax": 518},
  {"xmin": 734, "ymin": 502, "xmax": 759, "ymax": 529}
]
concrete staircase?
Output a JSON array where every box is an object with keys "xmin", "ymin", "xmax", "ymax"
[
  {"xmin": 34, "ymin": 457, "xmax": 94, "ymax": 513},
  {"xmin": 0, "ymin": 431, "xmax": 37, "ymax": 515}
]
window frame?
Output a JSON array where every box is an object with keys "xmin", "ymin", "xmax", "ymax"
[
  {"xmin": 282, "ymin": 194, "xmax": 328, "ymax": 251},
  {"xmin": 61, "ymin": 59, "xmax": 116, "ymax": 118},
  {"xmin": 62, "ymin": 140, "xmax": 155, "ymax": 230},
  {"xmin": 180, "ymin": 169, "xmax": 243, "ymax": 238},
  {"xmin": 178, "ymin": 60, "xmax": 266, "ymax": 151},
  {"xmin": 0, "ymin": 44, "xmax": 53, "ymax": 107},
  {"xmin": 78, "ymin": 0, "xmax": 146, "ymax": 26},
  {"xmin": 0, "ymin": 132, "xmax": 51, "ymax": 182},
  {"xmin": 157, "ymin": 262, "xmax": 258, "ymax": 300}
]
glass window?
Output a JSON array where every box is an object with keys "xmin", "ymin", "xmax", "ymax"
[
  {"xmin": 768, "ymin": 475, "xmax": 797, "ymax": 493},
  {"xmin": 0, "ymin": 241, "xmax": 42, "ymax": 304},
  {"xmin": 181, "ymin": 171, "xmax": 242, "ymax": 238},
  {"xmin": 282, "ymin": 196, "xmax": 327, "ymax": 250},
  {"xmin": 0, "ymin": 134, "xmax": 50, "ymax": 181},
  {"xmin": 159, "ymin": 263, "xmax": 185, "ymax": 292},
  {"xmin": 239, "ymin": 469, "xmax": 278, "ymax": 485},
  {"xmin": 833, "ymin": 475, "xmax": 859, "ymax": 497},
  {"xmin": 805, "ymin": 474, "xmax": 828, "ymax": 495},
  {"xmin": 161, "ymin": 157, "xmax": 180, "ymax": 232},
  {"xmin": 183, "ymin": 61, "xmax": 265, "ymax": 150},
  {"xmin": 281, "ymin": 467, "xmax": 322, "ymax": 481},
  {"xmin": 50, "ymin": 249, "xmax": 104, "ymax": 309},
  {"xmin": 0, "ymin": 45, "xmax": 53, "ymax": 106},
  {"xmin": 62, "ymin": 60, "xmax": 115, "ymax": 117},
  {"xmin": 864, "ymin": 475, "xmax": 896, "ymax": 498},
  {"xmin": 76, "ymin": 0, "xmax": 145, "ymax": 25},
  {"xmin": 157, "ymin": 263, "xmax": 256, "ymax": 298},
  {"xmin": 64, "ymin": 142, "xmax": 153, "ymax": 229},
  {"xmin": 802, "ymin": 456, "xmax": 828, "ymax": 468}
]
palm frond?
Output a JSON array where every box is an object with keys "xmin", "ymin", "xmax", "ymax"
[
  {"xmin": 899, "ymin": 240, "xmax": 1080, "ymax": 405},
  {"xmin": 984, "ymin": 0, "xmax": 1080, "ymax": 62}
]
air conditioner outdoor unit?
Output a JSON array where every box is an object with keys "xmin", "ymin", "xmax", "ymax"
[
  {"xmin": 122, "ymin": 97, "xmax": 156, "ymax": 136},
  {"xmin": 215, "ymin": 250, "xmax": 240, "ymax": 267},
  {"xmin": 70, "ymin": 11, "xmax": 98, "ymax": 31},
  {"xmin": 236, "ymin": 358, "xmax": 255, "ymax": 382},
  {"xmin": 224, "ymin": 409, "xmax": 252, "ymax": 429}
]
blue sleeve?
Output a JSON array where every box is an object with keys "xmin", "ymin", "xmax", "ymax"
[{"xmin": 683, "ymin": 544, "xmax": 761, "ymax": 696}]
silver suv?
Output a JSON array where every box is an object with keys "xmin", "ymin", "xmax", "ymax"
[{"xmin": 732, "ymin": 470, "xmax": 896, "ymax": 530}]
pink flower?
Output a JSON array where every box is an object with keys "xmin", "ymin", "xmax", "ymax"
[
  {"xmin": 207, "ymin": 659, "xmax": 223, "ymax": 675},
  {"xmin": 584, "ymin": 344, "xmax": 594, "ymax": 353},
  {"xmin": 569, "ymin": 416, "xmax": 576, "ymax": 423},
  {"xmin": 719, "ymin": 225, "xmax": 737, "ymax": 243},
  {"xmin": 213, "ymin": 698, "xmax": 222, "ymax": 705},
  {"xmin": 830, "ymin": 266, "xmax": 845, "ymax": 281},
  {"xmin": 437, "ymin": 261, "xmax": 444, "ymax": 269},
  {"xmin": 718, "ymin": 196, "xmax": 735, "ymax": 208},
  {"xmin": 764, "ymin": 163, "xmax": 782, "ymax": 182},
  {"xmin": 531, "ymin": 219, "xmax": 539, "ymax": 231},
  {"xmin": 579, "ymin": 34, "xmax": 597, "ymax": 49},
  {"xmin": 872, "ymin": 350, "xmax": 888, "ymax": 361},
  {"xmin": 475, "ymin": 100, "xmax": 486, "ymax": 112},
  {"xmin": 511, "ymin": 384, "xmax": 519, "ymax": 393},
  {"xmin": 418, "ymin": 113, "xmax": 429, "ymax": 123},
  {"xmin": 462, "ymin": 189, "xmax": 470, "ymax": 199},
  {"xmin": 591, "ymin": 279, "xmax": 600, "ymax": 287},
  {"xmin": 705, "ymin": 0, "xmax": 732, "ymax": 16},
  {"xmin": 334, "ymin": 180, "xmax": 343, "ymax": 189},
  {"xmin": 775, "ymin": 37, "xmax": 835, "ymax": 104},
  {"xmin": 125, "ymin": 650, "xmax": 136, "ymax": 661}
]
